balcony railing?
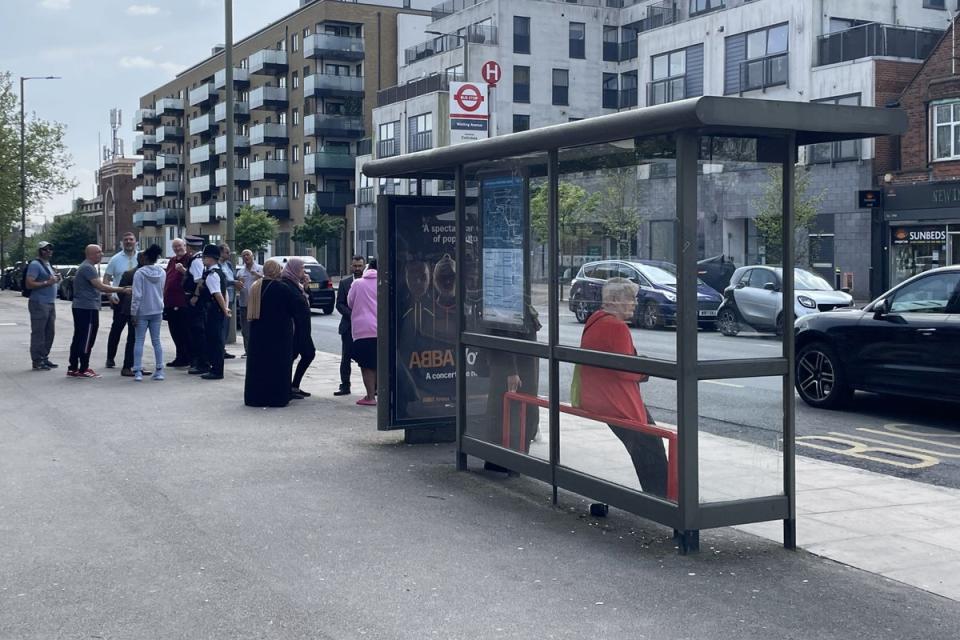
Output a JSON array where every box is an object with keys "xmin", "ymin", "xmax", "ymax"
[
  {"xmin": 189, "ymin": 203, "xmax": 216, "ymax": 224},
  {"xmin": 134, "ymin": 108, "xmax": 158, "ymax": 130},
  {"xmin": 816, "ymin": 23, "xmax": 943, "ymax": 67},
  {"xmin": 305, "ymin": 150, "xmax": 355, "ymax": 174},
  {"xmin": 215, "ymin": 134, "xmax": 250, "ymax": 155},
  {"xmin": 156, "ymin": 180, "xmax": 182, "ymax": 197},
  {"xmin": 155, "ymin": 126, "xmax": 184, "ymax": 143},
  {"xmin": 215, "ymin": 167, "xmax": 250, "ymax": 186},
  {"xmin": 430, "ymin": 0, "xmax": 486, "ymax": 20},
  {"xmin": 249, "ymin": 159, "xmax": 289, "ymax": 181},
  {"xmin": 357, "ymin": 186, "xmax": 374, "ymax": 205},
  {"xmin": 377, "ymin": 73, "xmax": 462, "ymax": 108},
  {"xmin": 133, "ymin": 185, "xmax": 156, "ymax": 201},
  {"xmin": 213, "ymin": 101, "xmax": 250, "ymax": 122},
  {"xmin": 305, "ymin": 190, "xmax": 355, "ymax": 214},
  {"xmin": 155, "ymin": 98, "xmax": 183, "ymax": 115},
  {"xmin": 156, "ymin": 154, "xmax": 180, "ymax": 171},
  {"xmin": 189, "ymin": 113, "xmax": 216, "ymax": 137},
  {"xmin": 304, "ymin": 32, "xmax": 365, "ymax": 61},
  {"xmin": 248, "ymin": 85, "xmax": 289, "ymax": 110},
  {"xmin": 189, "ymin": 83, "xmax": 215, "ymax": 107},
  {"xmin": 647, "ymin": 76, "xmax": 686, "ymax": 106},
  {"xmin": 249, "ymin": 196, "xmax": 289, "ymax": 218},
  {"xmin": 404, "ymin": 25, "xmax": 498, "ymax": 65},
  {"xmin": 304, "ymin": 74, "xmax": 364, "ymax": 98},
  {"xmin": 190, "ymin": 144, "xmax": 213, "ymax": 164},
  {"xmin": 189, "ymin": 174, "xmax": 213, "ymax": 194},
  {"xmin": 304, "ymin": 114, "xmax": 365, "ymax": 138},
  {"xmin": 249, "ymin": 123, "xmax": 288, "ymax": 146},
  {"xmin": 215, "ymin": 200, "xmax": 241, "ymax": 219},
  {"xmin": 620, "ymin": 87, "xmax": 638, "ymax": 109},
  {"xmin": 214, "ymin": 67, "xmax": 250, "ymax": 90},
  {"xmin": 133, "ymin": 134, "xmax": 158, "ymax": 154},
  {"xmin": 408, "ymin": 130, "xmax": 433, "ymax": 153},
  {"xmin": 249, "ymin": 48, "xmax": 288, "ymax": 75},
  {"xmin": 738, "ymin": 53, "xmax": 789, "ymax": 93},
  {"xmin": 637, "ymin": 1, "xmax": 678, "ymax": 34},
  {"xmin": 602, "ymin": 88, "xmax": 619, "ymax": 109},
  {"xmin": 357, "ymin": 138, "xmax": 372, "ymax": 156},
  {"xmin": 377, "ymin": 138, "xmax": 400, "ymax": 159},
  {"xmin": 133, "ymin": 159, "xmax": 156, "ymax": 179}
]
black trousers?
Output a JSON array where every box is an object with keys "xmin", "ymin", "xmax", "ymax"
[
  {"xmin": 292, "ymin": 341, "xmax": 317, "ymax": 389},
  {"xmin": 205, "ymin": 306, "xmax": 225, "ymax": 376},
  {"xmin": 608, "ymin": 423, "xmax": 669, "ymax": 499},
  {"xmin": 106, "ymin": 305, "xmax": 132, "ymax": 367},
  {"xmin": 166, "ymin": 306, "xmax": 192, "ymax": 364},
  {"xmin": 187, "ymin": 303, "xmax": 208, "ymax": 369},
  {"xmin": 69, "ymin": 308, "xmax": 100, "ymax": 372},
  {"xmin": 338, "ymin": 331, "xmax": 353, "ymax": 388}
]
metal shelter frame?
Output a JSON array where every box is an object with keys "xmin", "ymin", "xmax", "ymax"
[{"xmin": 363, "ymin": 97, "xmax": 906, "ymax": 553}]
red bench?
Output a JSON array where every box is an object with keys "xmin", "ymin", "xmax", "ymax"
[{"xmin": 501, "ymin": 391, "xmax": 678, "ymax": 502}]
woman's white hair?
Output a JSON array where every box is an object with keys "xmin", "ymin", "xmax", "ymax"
[{"xmin": 602, "ymin": 277, "xmax": 639, "ymax": 305}]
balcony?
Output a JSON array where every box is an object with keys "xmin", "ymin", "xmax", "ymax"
[
  {"xmin": 133, "ymin": 185, "xmax": 157, "ymax": 201},
  {"xmin": 190, "ymin": 174, "xmax": 213, "ymax": 194},
  {"xmin": 647, "ymin": 76, "xmax": 686, "ymax": 106},
  {"xmin": 189, "ymin": 113, "xmax": 216, "ymax": 137},
  {"xmin": 249, "ymin": 159, "xmax": 289, "ymax": 181},
  {"xmin": 248, "ymin": 85, "xmax": 289, "ymax": 110},
  {"xmin": 304, "ymin": 114, "xmax": 364, "ymax": 138},
  {"xmin": 215, "ymin": 134, "xmax": 250, "ymax": 155},
  {"xmin": 190, "ymin": 144, "xmax": 214, "ymax": 164},
  {"xmin": 132, "ymin": 159, "xmax": 156, "ymax": 179},
  {"xmin": 155, "ymin": 98, "xmax": 184, "ymax": 115},
  {"xmin": 133, "ymin": 108, "xmax": 158, "ymax": 130},
  {"xmin": 430, "ymin": 0, "xmax": 485, "ymax": 21},
  {"xmin": 190, "ymin": 202, "xmax": 216, "ymax": 224},
  {"xmin": 404, "ymin": 25, "xmax": 497, "ymax": 65},
  {"xmin": 357, "ymin": 186, "xmax": 374, "ymax": 205},
  {"xmin": 249, "ymin": 123, "xmax": 288, "ymax": 146},
  {"xmin": 376, "ymin": 138, "xmax": 399, "ymax": 159},
  {"xmin": 249, "ymin": 49, "xmax": 288, "ymax": 75},
  {"xmin": 133, "ymin": 134, "xmax": 158, "ymax": 154},
  {"xmin": 213, "ymin": 101, "xmax": 250, "ymax": 122},
  {"xmin": 215, "ymin": 200, "xmax": 241, "ymax": 220},
  {"xmin": 214, "ymin": 67, "xmax": 250, "ymax": 90},
  {"xmin": 408, "ymin": 131, "xmax": 433, "ymax": 154},
  {"xmin": 305, "ymin": 150, "xmax": 355, "ymax": 175},
  {"xmin": 155, "ymin": 208, "xmax": 183, "ymax": 226},
  {"xmin": 155, "ymin": 125, "xmax": 184, "ymax": 143},
  {"xmin": 816, "ymin": 23, "xmax": 943, "ymax": 67},
  {"xmin": 133, "ymin": 210, "xmax": 152, "ymax": 227},
  {"xmin": 249, "ymin": 195, "xmax": 289, "ymax": 219},
  {"xmin": 156, "ymin": 154, "xmax": 181, "ymax": 170},
  {"xmin": 304, "ymin": 74, "xmax": 364, "ymax": 99},
  {"xmin": 305, "ymin": 190, "xmax": 355, "ymax": 215},
  {"xmin": 156, "ymin": 180, "xmax": 183, "ymax": 197},
  {"xmin": 215, "ymin": 166, "xmax": 250, "ymax": 187},
  {"xmin": 304, "ymin": 32, "xmax": 365, "ymax": 61},
  {"xmin": 376, "ymin": 73, "xmax": 461, "ymax": 108},
  {"xmin": 189, "ymin": 83, "xmax": 216, "ymax": 107},
  {"xmin": 636, "ymin": 1, "xmax": 678, "ymax": 35}
]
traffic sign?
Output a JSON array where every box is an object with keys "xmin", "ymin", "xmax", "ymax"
[
  {"xmin": 481, "ymin": 60, "xmax": 501, "ymax": 86},
  {"xmin": 449, "ymin": 81, "xmax": 489, "ymax": 145},
  {"xmin": 452, "ymin": 83, "xmax": 485, "ymax": 113}
]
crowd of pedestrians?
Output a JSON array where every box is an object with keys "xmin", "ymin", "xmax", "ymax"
[{"xmin": 20, "ymin": 237, "xmax": 379, "ymax": 406}]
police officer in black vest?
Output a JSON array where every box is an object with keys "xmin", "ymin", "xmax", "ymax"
[{"xmin": 192, "ymin": 244, "xmax": 231, "ymax": 380}]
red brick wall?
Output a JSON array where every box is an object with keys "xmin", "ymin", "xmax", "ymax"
[{"xmin": 873, "ymin": 60, "xmax": 922, "ymax": 183}]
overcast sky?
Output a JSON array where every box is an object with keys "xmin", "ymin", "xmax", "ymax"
[{"xmin": 2, "ymin": 0, "xmax": 300, "ymax": 223}]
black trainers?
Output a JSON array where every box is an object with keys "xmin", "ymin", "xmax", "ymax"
[
  {"xmin": 43, "ymin": 359, "xmax": 59, "ymax": 368},
  {"xmin": 188, "ymin": 367, "xmax": 210, "ymax": 375},
  {"xmin": 223, "ymin": 352, "xmax": 236, "ymax": 359},
  {"xmin": 105, "ymin": 359, "xmax": 116, "ymax": 369},
  {"xmin": 333, "ymin": 387, "xmax": 351, "ymax": 396},
  {"xmin": 32, "ymin": 362, "xmax": 51, "ymax": 371}
]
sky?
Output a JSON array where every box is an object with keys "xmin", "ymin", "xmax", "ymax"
[{"xmin": 1, "ymin": 0, "xmax": 301, "ymax": 224}]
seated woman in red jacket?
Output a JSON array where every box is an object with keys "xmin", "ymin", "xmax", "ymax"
[{"xmin": 579, "ymin": 277, "xmax": 668, "ymax": 498}]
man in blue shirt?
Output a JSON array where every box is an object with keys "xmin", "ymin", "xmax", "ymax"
[
  {"xmin": 102, "ymin": 231, "xmax": 138, "ymax": 369},
  {"xmin": 218, "ymin": 243, "xmax": 237, "ymax": 359},
  {"xmin": 24, "ymin": 241, "xmax": 61, "ymax": 370}
]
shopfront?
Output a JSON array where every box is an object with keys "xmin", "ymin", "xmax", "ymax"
[{"xmin": 883, "ymin": 182, "xmax": 960, "ymax": 287}]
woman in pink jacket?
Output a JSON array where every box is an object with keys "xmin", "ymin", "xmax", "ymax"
[{"xmin": 347, "ymin": 259, "xmax": 378, "ymax": 405}]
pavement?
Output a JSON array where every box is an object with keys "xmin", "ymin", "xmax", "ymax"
[{"xmin": 1, "ymin": 291, "xmax": 959, "ymax": 639}]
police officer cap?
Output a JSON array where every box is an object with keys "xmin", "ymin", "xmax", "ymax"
[
  {"xmin": 202, "ymin": 244, "xmax": 221, "ymax": 259},
  {"xmin": 185, "ymin": 235, "xmax": 205, "ymax": 247}
]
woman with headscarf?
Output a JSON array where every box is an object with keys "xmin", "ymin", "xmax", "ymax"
[
  {"xmin": 243, "ymin": 260, "xmax": 300, "ymax": 407},
  {"xmin": 280, "ymin": 258, "xmax": 316, "ymax": 400}
]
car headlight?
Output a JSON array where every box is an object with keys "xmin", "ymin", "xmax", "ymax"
[
  {"xmin": 798, "ymin": 295, "xmax": 817, "ymax": 309},
  {"xmin": 662, "ymin": 291, "xmax": 676, "ymax": 302}
]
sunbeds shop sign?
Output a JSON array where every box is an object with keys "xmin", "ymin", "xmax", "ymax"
[{"xmin": 892, "ymin": 226, "xmax": 947, "ymax": 245}]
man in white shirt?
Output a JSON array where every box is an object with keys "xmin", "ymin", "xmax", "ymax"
[
  {"xmin": 235, "ymin": 249, "xmax": 263, "ymax": 356},
  {"xmin": 103, "ymin": 231, "xmax": 138, "ymax": 369}
]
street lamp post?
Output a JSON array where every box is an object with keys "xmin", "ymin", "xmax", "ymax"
[{"xmin": 19, "ymin": 75, "xmax": 61, "ymax": 264}]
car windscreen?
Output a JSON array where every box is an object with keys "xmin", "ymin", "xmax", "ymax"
[
  {"xmin": 644, "ymin": 262, "xmax": 709, "ymax": 287},
  {"xmin": 304, "ymin": 265, "xmax": 328, "ymax": 283},
  {"xmin": 793, "ymin": 269, "xmax": 833, "ymax": 291},
  {"xmin": 636, "ymin": 264, "xmax": 677, "ymax": 286}
]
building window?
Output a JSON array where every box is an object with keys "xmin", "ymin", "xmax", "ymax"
[
  {"xmin": 292, "ymin": 145, "xmax": 300, "ymax": 164},
  {"xmin": 726, "ymin": 23, "xmax": 789, "ymax": 94},
  {"xmin": 304, "ymin": 142, "xmax": 312, "ymax": 156},
  {"xmin": 552, "ymin": 69, "xmax": 569, "ymax": 106},
  {"xmin": 603, "ymin": 26, "xmax": 619, "ymax": 62},
  {"xmin": 620, "ymin": 70, "xmax": 638, "ymax": 108},
  {"xmin": 292, "ymin": 181, "xmax": 300, "ymax": 200},
  {"xmin": 274, "ymin": 232, "xmax": 290, "ymax": 256},
  {"xmin": 602, "ymin": 73, "xmax": 619, "ymax": 109},
  {"xmin": 513, "ymin": 114, "xmax": 530, "ymax": 133},
  {"xmin": 924, "ymin": 0, "xmax": 946, "ymax": 9},
  {"xmin": 569, "ymin": 22, "xmax": 585, "ymax": 59},
  {"xmin": 809, "ymin": 94, "xmax": 861, "ymax": 163},
  {"xmin": 292, "ymin": 33, "xmax": 299, "ymax": 52},
  {"xmin": 293, "ymin": 108, "xmax": 300, "ymax": 126},
  {"xmin": 650, "ymin": 50, "xmax": 686, "ymax": 105},
  {"xmin": 446, "ymin": 64, "xmax": 464, "ymax": 81},
  {"xmin": 378, "ymin": 120, "xmax": 400, "ymax": 158},
  {"xmin": 293, "ymin": 71, "xmax": 299, "ymax": 89},
  {"xmin": 690, "ymin": 0, "xmax": 724, "ymax": 16},
  {"xmin": 932, "ymin": 101, "xmax": 960, "ymax": 161},
  {"xmin": 514, "ymin": 16, "xmax": 530, "ymax": 54},
  {"xmin": 513, "ymin": 65, "xmax": 530, "ymax": 103},
  {"xmin": 408, "ymin": 113, "xmax": 433, "ymax": 153}
]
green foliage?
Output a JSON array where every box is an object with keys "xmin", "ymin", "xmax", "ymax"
[
  {"xmin": 753, "ymin": 166, "xmax": 825, "ymax": 265},
  {"xmin": 597, "ymin": 168, "xmax": 642, "ymax": 258},
  {"xmin": 46, "ymin": 212, "xmax": 96, "ymax": 264},
  {"xmin": 529, "ymin": 181, "xmax": 599, "ymax": 245},
  {"xmin": 235, "ymin": 205, "xmax": 278, "ymax": 254},
  {"xmin": 292, "ymin": 205, "xmax": 345, "ymax": 253},
  {"xmin": 0, "ymin": 71, "xmax": 76, "ymax": 265}
]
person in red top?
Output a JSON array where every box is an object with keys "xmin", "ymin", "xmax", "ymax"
[
  {"xmin": 579, "ymin": 277, "xmax": 668, "ymax": 498},
  {"xmin": 163, "ymin": 237, "xmax": 195, "ymax": 367}
]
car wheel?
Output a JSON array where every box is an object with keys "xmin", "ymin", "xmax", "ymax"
[
  {"xmin": 574, "ymin": 300, "xmax": 591, "ymax": 324},
  {"xmin": 322, "ymin": 305, "xmax": 335, "ymax": 315},
  {"xmin": 717, "ymin": 307, "xmax": 740, "ymax": 337},
  {"xmin": 640, "ymin": 301, "xmax": 660, "ymax": 330},
  {"xmin": 795, "ymin": 342, "xmax": 852, "ymax": 409}
]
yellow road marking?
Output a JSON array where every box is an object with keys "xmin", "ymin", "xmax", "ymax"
[
  {"xmin": 882, "ymin": 423, "xmax": 960, "ymax": 440},
  {"xmin": 797, "ymin": 434, "xmax": 939, "ymax": 469},
  {"xmin": 855, "ymin": 428, "xmax": 960, "ymax": 455}
]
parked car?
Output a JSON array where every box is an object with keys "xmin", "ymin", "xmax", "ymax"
[
  {"xmin": 697, "ymin": 254, "xmax": 738, "ymax": 294},
  {"xmin": 568, "ymin": 259, "xmax": 723, "ymax": 330},
  {"xmin": 0, "ymin": 266, "xmax": 15, "ymax": 290},
  {"xmin": 716, "ymin": 266, "xmax": 853, "ymax": 337},
  {"xmin": 794, "ymin": 266, "xmax": 960, "ymax": 409},
  {"xmin": 267, "ymin": 255, "xmax": 335, "ymax": 314},
  {"xmin": 55, "ymin": 265, "xmax": 79, "ymax": 300}
]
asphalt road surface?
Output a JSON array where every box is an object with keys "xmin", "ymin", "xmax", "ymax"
[{"xmin": 312, "ymin": 306, "xmax": 960, "ymax": 491}]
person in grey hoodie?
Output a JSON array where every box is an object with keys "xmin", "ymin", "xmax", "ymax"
[{"xmin": 131, "ymin": 245, "xmax": 167, "ymax": 381}]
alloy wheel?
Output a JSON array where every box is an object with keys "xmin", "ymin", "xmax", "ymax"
[{"xmin": 797, "ymin": 349, "xmax": 835, "ymax": 402}]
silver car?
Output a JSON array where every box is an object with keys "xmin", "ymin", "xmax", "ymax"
[{"xmin": 716, "ymin": 266, "xmax": 853, "ymax": 336}]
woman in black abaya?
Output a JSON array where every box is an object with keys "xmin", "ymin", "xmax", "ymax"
[{"xmin": 244, "ymin": 260, "xmax": 299, "ymax": 407}]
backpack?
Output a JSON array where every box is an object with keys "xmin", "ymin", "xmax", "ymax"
[
  {"xmin": 21, "ymin": 260, "xmax": 50, "ymax": 298},
  {"xmin": 181, "ymin": 253, "xmax": 204, "ymax": 295}
]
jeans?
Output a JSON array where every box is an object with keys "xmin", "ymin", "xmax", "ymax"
[
  {"xmin": 133, "ymin": 313, "xmax": 163, "ymax": 373},
  {"xmin": 69, "ymin": 308, "xmax": 99, "ymax": 372},
  {"xmin": 28, "ymin": 299, "xmax": 56, "ymax": 364}
]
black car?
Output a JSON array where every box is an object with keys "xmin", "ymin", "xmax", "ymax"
[
  {"xmin": 794, "ymin": 266, "xmax": 960, "ymax": 409},
  {"xmin": 304, "ymin": 263, "xmax": 335, "ymax": 314},
  {"xmin": 56, "ymin": 265, "xmax": 78, "ymax": 300}
]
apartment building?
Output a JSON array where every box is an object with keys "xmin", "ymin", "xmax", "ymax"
[
  {"xmin": 358, "ymin": 0, "xmax": 950, "ymax": 298},
  {"xmin": 132, "ymin": 0, "xmax": 433, "ymax": 274}
]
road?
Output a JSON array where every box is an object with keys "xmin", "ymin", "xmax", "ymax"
[{"xmin": 312, "ymin": 305, "xmax": 960, "ymax": 491}]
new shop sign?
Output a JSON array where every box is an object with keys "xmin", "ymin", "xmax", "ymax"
[
  {"xmin": 449, "ymin": 81, "xmax": 488, "ymax": 146},
  {"xmin": 892, "ymin": 226, "xmax": 947, "ymax": 245}
]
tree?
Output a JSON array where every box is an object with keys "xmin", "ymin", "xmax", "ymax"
[
  {"xmin": 752, "ymin": 166, "xmax": 825, "ymax": 265},
  {"xmin": 0, "ymin": 71, "xmax": 76, "ymax": 267},
  {"xmin": 597, "ymin": 168, "xmax": 642, "ymax": 259},
  {"xmin": 235, "ymin": 205, "xmax": 278, "ymax": 254},
  {"xmin": 46, "ymin": 212, "xmax": 96, "ymax": 264},
  {"xmin": 292, "ymin": 205, "xmax": 345, "ymax": 255}
]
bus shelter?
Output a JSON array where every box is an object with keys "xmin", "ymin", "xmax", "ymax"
[{"xmin": 363, "ymin": 97, "xmax": 905, "ymax": 553}]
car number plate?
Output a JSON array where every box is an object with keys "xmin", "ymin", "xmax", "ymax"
[
  {"xmin": 307, "ymin": 283, "xmax": 320, "ymax": 290},
  {"xmin": 698, "ymin": 310, "xmax": 718, "ymax": 317}
]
